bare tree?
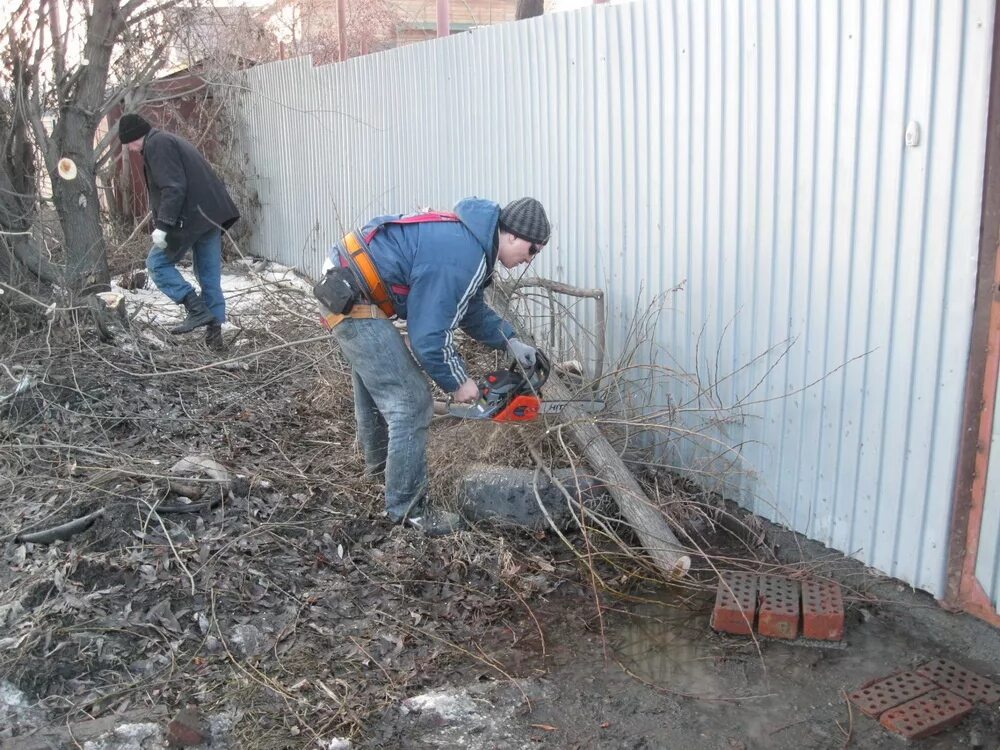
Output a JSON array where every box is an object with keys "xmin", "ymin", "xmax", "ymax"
[
  {"xmin": 0, "ymin": 0, "xmax": 179, "ymax": 295},
  {"xmin": 262, "ymin": 0, "xmax": 402, "ymax": 65}
]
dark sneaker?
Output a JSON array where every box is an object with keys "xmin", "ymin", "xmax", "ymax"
[{"xmin": 406, "ymin": 509, "xmax": 464, "ymax": 536}]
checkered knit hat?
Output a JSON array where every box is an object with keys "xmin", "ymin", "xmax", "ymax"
[{"xmin": 499, "ymin": 197, "xmax": 551, "ymax": 244}]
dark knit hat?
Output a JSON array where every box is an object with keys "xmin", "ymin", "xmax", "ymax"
[
  {"xmin": 118, "ymin": 113, "xmax": 152, "ymax": 144},
  {"xmin": 499, "ymin": 197, "xmax": 551, "ymax": 244}
]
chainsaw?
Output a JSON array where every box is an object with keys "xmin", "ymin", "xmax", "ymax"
[{"xmin": 447, "ymin": 349, "xmax": 604, "ymax": 422}]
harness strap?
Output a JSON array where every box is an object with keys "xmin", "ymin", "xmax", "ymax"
[
  {"xmin": 342, "ymin": 231, "xmax": 396, "ymax": 318},
  {"xmin": 363, "ymin": 211, "xmax": 460, "ymax": 243}
]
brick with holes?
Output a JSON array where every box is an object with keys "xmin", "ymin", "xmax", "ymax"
[
  {"xmin": 710, "ymin": 571, "xmax": 758, "ymax": 635},
  {"xmin": 915, "ymin": 658, "xmax": 1000, "ymax": 704},
  {"xmin": 848, "ymin": 671, "xmax": 938, "ymax": 717},
  {"xmin": 757, "ymin": 575, "xmax": 800, "ymax": 639},
  {"xmin": 879, "ymin": 688, "xmax": 973, "ymax": 740},
  {"xmin": 801, "ymin": 578, "xmax": 845, "ymax": 641}
]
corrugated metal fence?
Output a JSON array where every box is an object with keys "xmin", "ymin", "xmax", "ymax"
[{"xmin": 236, "ymin": 0, "xmax": 997, "ymax": 599}]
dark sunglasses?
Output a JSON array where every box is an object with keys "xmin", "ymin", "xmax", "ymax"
[{"xmin": 528, "ymin": 241, "xmax": 543, "ymax": 256}]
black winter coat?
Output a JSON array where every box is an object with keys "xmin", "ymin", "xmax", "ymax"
[{"xmin": 142, "ymin": 129, "xmax": 240, "ymax": 259}]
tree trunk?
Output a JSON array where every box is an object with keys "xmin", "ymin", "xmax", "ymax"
[
  {"xmin": 516, "ymin": 0, "xmax": 544, "ymax": 20},
  {"xmin": 47, "ymin": 0, "xmax": 123, "ymax": 292},
  {"xmin": 0, "ymin": 58, "xmax": 50, "ymax": 287}
]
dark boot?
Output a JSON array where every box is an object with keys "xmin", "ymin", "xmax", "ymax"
[
  {"xmin": 205, "ymin": 322, "xmax": 226, "ymax": 352},
  {"xmin": 171, "ymin": 291, "xmax": 215, "ymax": 334}
]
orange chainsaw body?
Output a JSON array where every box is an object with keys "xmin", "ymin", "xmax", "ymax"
[{"xmin": 492, "ymin": 394, "xmax": 541, "ymax": 422}]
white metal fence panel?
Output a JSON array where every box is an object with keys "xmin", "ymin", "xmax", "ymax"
[{"xmin": 236, "ymin": 0, "xmax": 997, "ymax": 598}]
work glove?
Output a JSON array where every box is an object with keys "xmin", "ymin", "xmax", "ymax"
[
  {"xmin": 507, "ymin": 338, "xmax": 536, "ymax": 368},
  {"xmin": 151, "ymin": 228, "xmax": 168, "ymax": 249}
]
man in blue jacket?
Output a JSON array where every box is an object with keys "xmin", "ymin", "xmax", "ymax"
[{"xmin": 320, "ymin": 197, "xmax": 550, "ymax": 535}]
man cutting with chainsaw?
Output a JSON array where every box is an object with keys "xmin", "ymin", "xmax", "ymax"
[{"xmin": 315, "ymin": 197, "xmax": 550, "ymax": 536}]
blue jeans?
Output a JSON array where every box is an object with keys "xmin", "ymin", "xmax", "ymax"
[
  {"xmin": 332, "ymin": 317, "xmax": 433, "ymax": 521},
  {"xmin": 146, "ymin": 229, "xmax": 225, "ymax": 323}
]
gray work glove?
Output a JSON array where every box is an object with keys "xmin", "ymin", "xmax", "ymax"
[
  {"xmin": 151, "ymin": 228, "xmax": 168, "ymax": 249},
  {"xmin": 507, "ymin": 338, "xmax": 536, "ymax": 368}
]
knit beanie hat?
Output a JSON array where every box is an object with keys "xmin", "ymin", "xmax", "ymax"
[
  {"xmin": 499, "ymin": 197, "xmax": 551, "ymax": 244},
  {"xmin": 118, "ymin": 114, "xmax": 152, "ymax": 144}
]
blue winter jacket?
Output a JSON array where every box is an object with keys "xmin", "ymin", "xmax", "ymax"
[{"xmin": 333, "ymin": 197, "xmax": 516, "ymax": 393}]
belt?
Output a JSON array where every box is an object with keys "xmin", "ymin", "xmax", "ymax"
[
  {"xmin": 319, "ymin": 304, "xmax": 388, "ymax": 331},
  {"xmin": 342, "ymin": 231, "xmax": 396, "ymax": 318}
]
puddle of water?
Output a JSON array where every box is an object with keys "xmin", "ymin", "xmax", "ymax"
[{"xmin": 609, "ymin": 590, "xmax": 735, "ymax": 698}]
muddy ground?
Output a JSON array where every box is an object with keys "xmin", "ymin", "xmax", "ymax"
[{"xmin": 2, "ymin": 260, "xmax": 999, "ymax": 749}]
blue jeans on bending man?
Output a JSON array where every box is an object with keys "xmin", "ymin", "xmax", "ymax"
[{"xmin": 332, "ymin": 317, "xmax": 433, "ymax": 522}]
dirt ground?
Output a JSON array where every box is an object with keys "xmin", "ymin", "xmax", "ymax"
[{"xmin": 2, "ymin": 260, "xmax": 999, "ymax": 750}]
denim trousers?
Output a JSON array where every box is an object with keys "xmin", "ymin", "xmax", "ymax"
[
  {"xmin": 332, "ymin": 317, "xmax": 433, "ymax": 521},
  {"xmin": 145, "ymin": 228, "xmax": 225, "ymax": 323}
]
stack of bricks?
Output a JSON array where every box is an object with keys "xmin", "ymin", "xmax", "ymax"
[
  {"xmin": 848, "ymin": 658, "xmax": 1000, "ymax": 740},
  {"xmin": 710, "ymin": 570, "xmax": 845, "ymax": 642}
]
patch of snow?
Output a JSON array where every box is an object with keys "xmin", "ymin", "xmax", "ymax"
[
  {"xmin": 111, "ymin": 258, "xmax": 314, "ymax": 332},
  {"xmin": 397, "ymin": 684, "xmax": 535, "ymax": 749},
  {"xmin": 401, "ymin": 689, "xmax": 480, "ymax": 721},
  {"xmin": 0, "ymin": 681, "xmax": 46, "ymax": 734},
  {"xmin": 81, "ymin": 722, "xmax": 163, "ymax": 750}
]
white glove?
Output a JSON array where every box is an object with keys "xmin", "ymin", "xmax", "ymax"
[
  {"xmin": 507, "ymin": 338, "xmax": 536, "ymax": 368},
  {"xmin": 151, "ymin": 228, "xmax": 168, "ymax": 248}
]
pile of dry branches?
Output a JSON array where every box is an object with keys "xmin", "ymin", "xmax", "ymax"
[{"xmin": 0, "ymin": 258, "xmax": 802, "ymax": 745}]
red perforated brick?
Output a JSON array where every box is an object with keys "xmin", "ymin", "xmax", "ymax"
[
  {"xmin": 710, "ymin": 571, "xmax": 758, "ymax": 635},
  {"xmin": 847, "ymin": 671, "xmax": 937, "ymax": 718},
  {"xmin": 916, "ymin": 658, "xmax": 1000, "ymax": 704},
  {"xmin": 879, "ymin": 688, "xmax": 973, "ymax": 740},
  {"xmin": 757, "ymin": 575, "xmax": 800, "ymax": 639},
  {"xmin": 801, "ymin": 579, "xmax": 844, "ymax": 641}
]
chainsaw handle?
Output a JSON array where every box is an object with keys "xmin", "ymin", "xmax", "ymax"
[{"xmin": 508, "ymin": 348, "xmax": 550, "ymax": 392}]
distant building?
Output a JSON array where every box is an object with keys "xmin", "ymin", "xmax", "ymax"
[{"xmin": 259, "ymin": 0, "xmax": 518, "ymax": 63}]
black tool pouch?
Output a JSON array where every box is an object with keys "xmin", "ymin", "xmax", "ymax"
[{"xmin": 313, "ymin": 266, "xmax": 357, "ymax": 314}]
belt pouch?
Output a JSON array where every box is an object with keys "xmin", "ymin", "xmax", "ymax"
[{"xmin": 313, "ymin": 266, "xmax": 357, "ymax": 314}]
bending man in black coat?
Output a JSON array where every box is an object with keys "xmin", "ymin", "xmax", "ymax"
[{"xmin": 118, "ymin": 113, "xmax": 240, "ymax": 350}]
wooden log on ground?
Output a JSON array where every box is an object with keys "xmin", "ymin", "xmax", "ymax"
[{"xmin": 541, "ymin": 373, "xmax": 691, "ymax": 577}]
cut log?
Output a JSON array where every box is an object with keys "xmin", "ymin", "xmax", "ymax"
[{"xmin": 541, "ymin": 373, "xmax": 691, "ymax": 577}]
